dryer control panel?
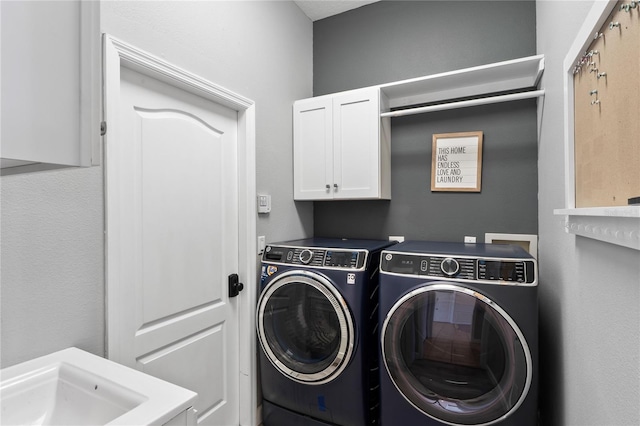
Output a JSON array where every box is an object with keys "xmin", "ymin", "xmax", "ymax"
[
  {"xmin": 380, "ymin": 252, "xmax": 536, "ymax": 285},
  {"xmin": 263, "ymin": 245, "xmax": 367, "ymax": 270}
]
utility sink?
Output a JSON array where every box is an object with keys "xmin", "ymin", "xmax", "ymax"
[{"xmin": 0, "ymin": 348, "xmax": 197, "ymax": 425}]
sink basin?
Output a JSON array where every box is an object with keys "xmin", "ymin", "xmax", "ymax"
[
  {"xmin": 1, "ymin": 361, "xmax": 146, "ymax": 425},
  {"xmin": 0, "ymin": 348, "xmax": 197, "ymax": 425}
]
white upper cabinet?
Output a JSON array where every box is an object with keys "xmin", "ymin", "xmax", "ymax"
[
  {"xmin": 0, "ymin": 1, "xmax": 100, "ymax": 175},
  {"xmin": 292, "ymin": 55, "xmax": 544, "ymax": 201},
  {"xmin": 293, "ymin": 87, "xmax": 391, "ymax": 200}
]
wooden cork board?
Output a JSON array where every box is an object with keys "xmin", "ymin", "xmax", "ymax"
[{"xmin": 573, "ymin": 0, "xmax": 640, "ymax": 207}]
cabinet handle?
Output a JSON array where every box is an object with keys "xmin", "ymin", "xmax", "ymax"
[
  {"xmin": 326, "ymin": 184, "xmax": 330, "ymax": 190},
  {"xmin": 334, "ymin": 183, "xmax": 338, "ymax": 190}
]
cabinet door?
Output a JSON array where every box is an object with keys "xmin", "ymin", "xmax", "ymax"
[
  {"xmin": 0, "ymin": 1, "xmax": 100, "ymax": 173},
  {"xmin": 333, "ymin": 88, "xmax": 383, "ymax": 199},
  {"xmin": 293, "ymin": 96, "xmax": 333, "ymax": 200}
]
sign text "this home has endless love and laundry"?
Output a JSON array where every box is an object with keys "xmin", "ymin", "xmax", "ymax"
[{"xmin": 431, "ymin": 132, "xmax": 483, "ymax": 192}]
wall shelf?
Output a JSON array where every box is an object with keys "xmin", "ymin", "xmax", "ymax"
[
  {"xmin": 381, "ymin": 89, "xmax": 544, "ymax": 118},
  {"xmin": 554, "ymin": 207, "xmax": 640, "ymax": 251},
  {"xmin": 379, "ymin": 54, "xmax": 544, "ymax": 110}
]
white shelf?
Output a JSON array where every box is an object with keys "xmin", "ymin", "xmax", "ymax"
[
  {"xmin": 555, "ymin": 206, "xmax": 640, "ymax": 218},
  {"xmin": 381, "ymin": 89, "xmax": 545, "ymax": 118},
  {"xmin": 554, "ymin": 207, "xmax": 640, "ymax": 251},
  {"xmin": 379, "ymin": 54, "xmax": 544, "ymax": 109}
]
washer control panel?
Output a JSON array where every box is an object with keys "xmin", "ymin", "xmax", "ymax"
[
  {"xmin": 263, "ymin": 245, "xmax": 366, "ymax": 269},
  {"xmin": 381, "ymin": 252, "xmax": 535, "ymax": 284}
]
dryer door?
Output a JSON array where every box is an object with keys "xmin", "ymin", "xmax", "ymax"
[
  {"xmin": 256, "ymin": 270, "xmax": 355, "ymax": 384},
  {"xmin": 382, "ymin": 283, "xmax": 532, "ymax": 426}
]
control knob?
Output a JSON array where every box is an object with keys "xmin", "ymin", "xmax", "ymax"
[
  {"xmin": 299, "ymin": 249, "xmax": 314, "ymax": 264},
  {"xmin": 440, "ymin": 257, "xmax": 460, "ymax": 276}
]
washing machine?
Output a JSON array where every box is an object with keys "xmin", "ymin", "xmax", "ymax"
[
  {"xmin": 257, "ymin": 238, "xmax": 395, "ymax": 426},
  {"xmin": 378, "ymin": 241, "xmax": 538, "ymax": 426}
]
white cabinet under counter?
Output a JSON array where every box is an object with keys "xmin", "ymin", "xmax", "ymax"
[{"xmin": 293, "ymin": 87, "xmax": 391, "ymax": 200}]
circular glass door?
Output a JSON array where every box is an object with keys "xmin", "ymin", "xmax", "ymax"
[
  {"xmin": 256, "ymin": 270, "xmax": 355, "ymax": 384},
  {"xmin": 382, "ymin": 283, "xmax": 531, "ymax": 426}
]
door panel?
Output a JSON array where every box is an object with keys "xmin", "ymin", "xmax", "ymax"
[
  {"xmin": 138, "ymin": 109, "xmax": 224, "ymax": 322},
  {"xmin": 107, "ymin": 64, "xmax": 239, "ymax": 425},
  {"xmin": 138, "ymin": 325, "xmax": 227, "ymax": 423}
]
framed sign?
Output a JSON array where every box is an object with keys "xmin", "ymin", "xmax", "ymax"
[{"xmin": 431, "ymin": 131, "xmax": 483, "ymax": 192}]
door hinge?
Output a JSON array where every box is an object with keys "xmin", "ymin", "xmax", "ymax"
[
  {"xmin": 228, "ymin": 273, "xmax": 244, "ymax": 298},
  {"xmin": 100, "ymin": 121, "xmax": 107, "ymax": 136}
]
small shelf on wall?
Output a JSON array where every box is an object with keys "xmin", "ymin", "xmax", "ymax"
[
  {"xmin": 554, "ymin": 0, "xmax": 640, "ymax": 251},
  {"xmin": 555, "ymin": 207, "xmax": 640, "ymax": 251}
]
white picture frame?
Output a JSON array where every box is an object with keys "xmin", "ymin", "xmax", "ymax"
[{"xmin": 431, "ymin": 131, "xmax": 483, "ymax": 192}]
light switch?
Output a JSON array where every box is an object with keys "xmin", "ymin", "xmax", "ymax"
[{"xmin": 257, "ymin": 194, "xmax": 271, "ymax": 214}]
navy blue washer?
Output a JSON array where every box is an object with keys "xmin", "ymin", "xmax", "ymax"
[
  {"xmin": 257, "ymin": 238, "xmax": 395, "ymax": 426},
  {"xmin": 378, "ymin": 241, "xmax": 538, "ymax": 426}
]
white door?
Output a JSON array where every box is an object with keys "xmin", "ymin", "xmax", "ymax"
[{"xmin": 105, "ymin": 39, "xmax": 243, "ymax": 426}]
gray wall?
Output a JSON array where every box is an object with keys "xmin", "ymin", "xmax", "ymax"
[
  {"xmin": 0, "ymin": 1, "xmax": 313, "ymax": 368},
  {"xmin": 312, "ymin": 1, "xmax": 538, "ymax": 242},
  {"xmin": 536, "ymin": 2, "xmax": 640, "ymax": 425}
]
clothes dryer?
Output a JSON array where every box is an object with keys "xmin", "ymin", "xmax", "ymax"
[
  {"xmin": 378, "ymin": 241, "xmax": 538, "ymax": 426},
  {"xmin": 257, "ymin": 238, "xmax": 395, "ymax": 426}
]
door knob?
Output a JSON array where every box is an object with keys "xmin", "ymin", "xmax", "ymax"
[{"xmin": 228, "ymin": 273, "xmax": 244, "ymax": 298}]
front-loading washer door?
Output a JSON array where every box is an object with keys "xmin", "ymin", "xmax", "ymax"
[
  {"xmin": 382, "ymin": 283, "xmax": 532, "ymax": 426},
  {"xmin": 257, "ymin": 270, "xmax": 355, "ymax": 384}
]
